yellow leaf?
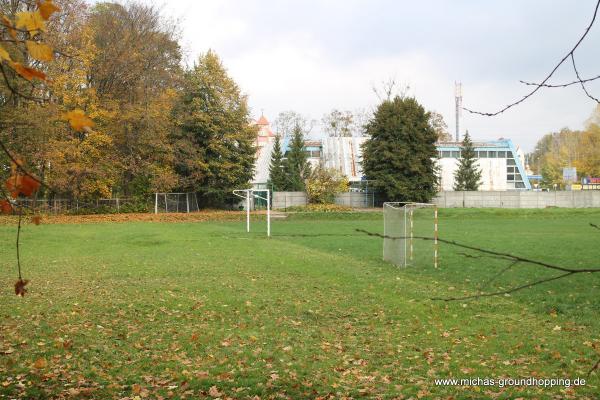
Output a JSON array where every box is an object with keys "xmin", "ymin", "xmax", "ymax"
[
  {"xmin": 33, "ymin": 358, "xmax": 47, "ymax": 369},
  {"xmin": 1, "ymin": 16, "xmax": 17, "ymax": 40},
  {"xmin": 37, "ymin": 0, "xmax": 60, "ymax": 20},
  {"xmin": 0, "ymin": 45, "xmax": 11, "ymax": 62},
  {"xmin": 63, "ymin": 109, "xmax": 94, "ymax": 132},
  {"xmin": 26, "ymin": 41, "xmax": 53, "ymax": 61},
  {"xmin": 15, "ymin": 11, "xmax": 46, "ymax": 35},
  {"xmin": 10, "ymin": 62, "xmax": 46, "ymax": 81}
]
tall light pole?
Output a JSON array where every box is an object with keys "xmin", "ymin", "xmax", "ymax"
[{"xmin": 455, "ymin": 82, "xmax": 462, "ymax": 142}]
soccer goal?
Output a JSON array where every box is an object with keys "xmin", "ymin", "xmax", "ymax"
[
  {"xmin": 232, "ymin": 189, "xmax": 271, "ymax": 237},
  {"xmin": 383, "ymin": 202, "xmax": 438, "ymax": 268},
  {"xmin": 154, "ymin": 193, "xmax": 199, "ymax": 214}
]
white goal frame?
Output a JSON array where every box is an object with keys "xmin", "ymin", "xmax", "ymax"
[
  {"xmin": 232, "ymin": 189, "xmax": 271, "ymax": 237},
  {"xmin": 383, "ymin": 202, "xmax": 438, "ymax": 268}
]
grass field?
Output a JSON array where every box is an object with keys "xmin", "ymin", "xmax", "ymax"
[{"xmin": 0, "ymin": 209, "xmax": 599, "ymax": 399}]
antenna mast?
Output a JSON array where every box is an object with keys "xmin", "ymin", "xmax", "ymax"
[{"xmin": 455, "ymin": 82, "xmax": 462, "ymax": 142}]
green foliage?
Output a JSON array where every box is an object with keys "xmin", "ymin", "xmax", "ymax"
[
  {"xmin": 268, "ymin": 135, "xmax": 286, "ymax": 191},
  {"xmin": 361, "ymin": 96, "xmax": 438, "ymax": 202},
  {"xmin": 453, "ymin": 132, "xmax": 482, "ymax": 191},
  {"xmin": 305, "ymin": 166, "xmax": 349, "ymax": 204},
  {"xmin": 172, "ymin": 50, "xmax": 257, "ymax": 203},
  {"xmin": 283, "ymin": 124, "xmax": 310, "ymax": 191}
]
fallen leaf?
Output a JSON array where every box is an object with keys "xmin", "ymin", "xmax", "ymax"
[
  {"xmin": 208, "ymin": 386, "xmax": 221, "ymax": 397},
  {"xmin": 14, "ymin": 279, "xmax": 29, "ymax": 296},
  {"xmin": 33, "ymin": 358, "xmax": 47, "ymax": 369},
  {"xmin": 31, "ymin": 215, "xmax": 42, "ymax": 225}
]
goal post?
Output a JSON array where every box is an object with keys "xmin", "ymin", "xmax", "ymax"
[
  {"xmin": 383, "ymin": 202, "xmax": 438, "ymax": 268},
  {"xmin": 232, "ymin": 189, "xmax": 271, "ymax": 237},
  {"xmin": 154, "ymin": 193, "xmax": 199, "ymax": 214}
]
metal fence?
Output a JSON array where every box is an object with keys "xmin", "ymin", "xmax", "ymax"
[{"xmin": 17, "ymin": 198, "xmax": 144, "ymax": 214}]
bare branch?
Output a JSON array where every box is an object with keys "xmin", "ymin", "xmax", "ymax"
[
  {"xmin": 520, "ymin": 74, "xmax": 600, "ymax": 88},
  {"xmin": 431, "ymin": 272, "xmax": 574, "ymax": 302},
  {"xmin": 464, "ymin": 0, "xmax": 600, "ymax": 116},
  {"xmin": 477, "ymin": 260, "xmax": 520, "ymax": 292},
  {"xmin": 570, "ymin": 53, "xmax": 600, "ymax": 103},
  {"xmin": 589, "ymin": 357, "xmax": 600, "ymax": 377},
  {"xmin": 355, "ymin": 229, "xmax": 600, "ymax": 274},
  {"xmin": 0, "ymin": 139, "xmax": 50, "ymax": 190}
]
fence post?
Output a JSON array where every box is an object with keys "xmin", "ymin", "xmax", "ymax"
[
  {"xmin": 116, "ymin": 198, "xmax": 120, "ymax": 213},
  {"xmin": 186, "ymin": 193, "xmax": 190, "ymax": 213}
]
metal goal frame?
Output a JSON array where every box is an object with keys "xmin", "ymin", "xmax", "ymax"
[
  {"xmin": 232, "ymin": 189, "xmax": 271, "ymax": 237},
  {"xmin": 383, "ymin": 202, "xmax": 438, "ymax": 268}
]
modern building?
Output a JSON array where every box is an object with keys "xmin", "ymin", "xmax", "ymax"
[
  {"xmin": 437, "ymin": 139, "xmax": 531, "ymax": 190},
  {"xmin": 251, "ymin": 116, "xmax": 531, "ymax": 191}
]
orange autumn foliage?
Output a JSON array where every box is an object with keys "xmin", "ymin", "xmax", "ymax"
[{"xmin": 0, "ymin": 199, "xmax": 13, "ymax": 214}]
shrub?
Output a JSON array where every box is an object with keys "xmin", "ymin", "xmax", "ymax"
[{"xmin": 305, "ymin": 167, "xmax": 349, "ymax": 204}]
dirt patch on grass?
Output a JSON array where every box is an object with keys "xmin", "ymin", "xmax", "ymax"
[{"xmin": 0, "ymin": 210, "xmax": 255, "ymax": 225}]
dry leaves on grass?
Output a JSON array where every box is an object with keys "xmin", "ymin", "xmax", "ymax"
[{"xmin": 0, "ymin": 211, "xmax": 251, "ymax": 225}]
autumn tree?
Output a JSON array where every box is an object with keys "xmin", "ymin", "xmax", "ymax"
[
  {"xmin": 322, "ymin": 109, "xmax": 354, "ymax": 137},
  {"xmin": 86, "ymin": 2, "xmax": 181, "ymax": 198},
  {"xmin": 0, "ymin": 0, "xmax": 95, "ymax": 295},
  {"xmin": 172, "ymin": 50, "xmax": 257, "ymax": 204},
  {"xmin": 362, "ymin": 96, "xmax": 438, "ymax": 202},
  {"xmin": 305, "ymin": 166, "xmax": 348, "ymax": 204},
  {"xmin": 273, "ymin": 110, "xmax": 314, "ymax": 139},
  {"xmin": 428, "ymin": 111, "xmax": 452, "ymax": 142}
]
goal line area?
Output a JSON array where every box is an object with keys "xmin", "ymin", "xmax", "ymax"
[{"xmin": 383, "ymin": 202, "xmax": 438, "ymax": 268}]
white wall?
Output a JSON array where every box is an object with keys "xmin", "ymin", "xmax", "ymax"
[
  {"xmin": 322, "ymin": 137, "xmax": 367, "ymax": 181},
  {"xmin": 439, "ymin": 158, "xmax": 507, "ymax": 191}
]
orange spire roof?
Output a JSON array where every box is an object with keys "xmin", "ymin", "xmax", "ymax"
[{"xmin": 257, "ymin": 115, "xmax": 269, "ymax": 125}]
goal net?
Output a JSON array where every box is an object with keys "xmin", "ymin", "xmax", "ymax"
[
  {"xmin": 383, "ymin": 202, "xmax": 438, "ymax": 268},
  {"xmin": 154, "ymin": 193, "xmax": 200, "ymax": 213}
]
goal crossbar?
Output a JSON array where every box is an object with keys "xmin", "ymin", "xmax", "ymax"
[{"xmin": 232, "ymin": 189, "xmax": 271, "ymax": 237}]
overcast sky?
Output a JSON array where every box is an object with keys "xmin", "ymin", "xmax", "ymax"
[{"xmin": 137, "ymin": 0, "xmax": 600, "ymax": 151}]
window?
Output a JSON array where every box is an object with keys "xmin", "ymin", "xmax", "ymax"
[
  {"xmin": 507, "ymin": 174, "xmax": 515, "ymax": 181},
  {"xmin": 442, "ymin": 151, "xmax": 451, "ymax": 158},
  {"xmin": 507, "ymin": 158, "xmax": 516, "ymax": 165},
  {"xmin": 498, "ymin": 151, "xmax": 506, "ymax": 158},
  {"xmin": 507, "ymin": 167, "xmax": 515, "ymax": 173},
  {"xmin": 515, "ymin": 174, "xmax": 522, "ymax": 181},
  {"xmin": 478, "ymin": 151, "xmax": 488, "ymax": 158},
  {"xmin": 515, "ymin": 182, "xmax": 526, "ymax": 188},
  {"xmin": 489, "ymin": 151, "xmax": 497, "ymax": 158},
  {"xmin": 451, "ymin": 151, "xmax": 460, "ymax": 158}
]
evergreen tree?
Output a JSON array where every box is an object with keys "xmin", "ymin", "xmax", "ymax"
[
  {"xmin": 284, "ymin": 124, "xmax": 310, "ymax": 191},
  {"xmin": 362, "ymin": 96, "xmax": 438, "ymax": 202},
  {"xmin": 171, "ymin": 50, "xmax": 257, "ymax": 204},
  {"xmin": 453, "ymin": 131, "xmax": 482, "ymax": 191},
  {"xmin": 268, "ymin": 135, "xmax": 287, "ymax": 191}
]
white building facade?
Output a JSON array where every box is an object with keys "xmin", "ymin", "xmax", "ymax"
[{"xmin": 251, "ymin": 116, "xmax": 531, "ymax": 191}]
